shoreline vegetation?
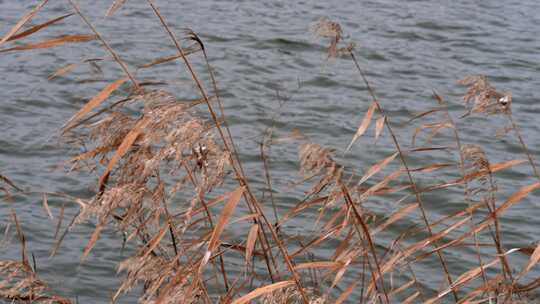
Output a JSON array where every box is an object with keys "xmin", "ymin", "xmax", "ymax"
[{"xmin": 1, "ymin": 1, "xmax": 540, "ymax": 303}]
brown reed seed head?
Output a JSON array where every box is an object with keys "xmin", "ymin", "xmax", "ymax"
[
  {"xmin": 116, "ymin": 255, "xmax": 200, "ymax": 304},
  {"xmin": 66, "ymin": 86, "xmax": 232, "ymax": 300},
  {"xmin": 298, "ymin": 142, "xmax": 345, "ymax": 207},
  {"xmin": 299, "ymin": 143, "xmax": 337, "ymax": 176},
  {"xmin": 311, "ymin": 17, "xmax": 355, "ymax": 58},
  {"xmin": 0, "ymin": 261, "xmax": 71, "ymax": 303},
  {"xmin": 461, "ymin": 144, "xmax": 491, "ymax": 174},
  {"xmin": 260, "ymin": 286, "xmax": 326, "ymax": 304},
  {"xmin": 461, "ymin": 144, "xmax": 497, "ymax": 199},
  {"xmin": 458, "ymin": 75, "xmax": 512, "ymax": 115},
  {"xmin": 311, "ymin": 17, "xmax": 343, "ymax": 40}
]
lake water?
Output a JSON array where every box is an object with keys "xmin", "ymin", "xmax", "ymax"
[{"xmin": 1, "ymin": 0, "xmax": 540, "ymax": 302}]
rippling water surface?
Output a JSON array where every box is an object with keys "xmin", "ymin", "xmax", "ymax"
[{"xmin": 1, "ymin": 0, "xmax": 540, "ymax": 302}]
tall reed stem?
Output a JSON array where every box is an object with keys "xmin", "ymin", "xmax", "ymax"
[
  {"xmin": 66, "ymin": 0, "xmax": 139, "ymax": 89},
  {"xmin": 507, "ymin": 113, "xmax": 540, "ymax": 181},
  {"xmin": 348, "ymin": 51, "xmax": 459, "ymax": 302},
  {"xmin": 144, "ymin": 1, "xmax": 308, "ymax": 301},
  {"xmin": 435, "ymin": 93, "xmax": 512, "ymax": 286}
]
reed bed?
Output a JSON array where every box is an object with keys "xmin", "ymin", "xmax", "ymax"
[{"xmin": 1, "ymin": 2, "xmax": 540, "ymax": 303}]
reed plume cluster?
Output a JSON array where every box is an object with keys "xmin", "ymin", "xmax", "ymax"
[{"xmin": 1, "ymin": 3, "xmax": 540, "ymax": 304}]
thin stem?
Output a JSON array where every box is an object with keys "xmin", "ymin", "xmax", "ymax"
[
  {"xmin": 507, "ymin": 113, "xmax": 540, "ymax": 181},
  {"xmin": 435, "ymin": 94, "xmax": 490, "ymax": 281},
  {"xmin": 182, "ymin": 162, "xmax": 230, "ymax": 292},
  {"xmin": 443, "ymin": 96, "xmax": 514, "ymax": 281},
  {"xmin": 66, "ymin": 0, "xmax": 139, "ymax": 89},
  {"xmin": 348, "ymin": 51, "xmax": 459, "ymax": 302},
  {"xmin": 260, "ymin": 143, "xmax": 280, "ymax": 224},
  {"xmin": 200, "ymin": 46, "xmax": 284, "ymax": 279},
  {"xmin": 143, "ymin": 2, "xmax": 310, "ymax": 301},
  {"xmin": 143, "ymin": 0, "xmax": 282, "ymax": 284},
  {"xmin": 341, "ymin": 184, "xmax": 390, "ymax": 304}
]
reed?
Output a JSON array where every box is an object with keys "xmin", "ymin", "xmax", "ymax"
[{"xmin": 1, "ymin": 4, "xmax": 539, "ymax": 304}]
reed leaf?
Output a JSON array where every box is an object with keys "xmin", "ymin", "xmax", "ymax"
[
  {"xmin": 81, "ymin": 223, "xmax": 104, "ymax": 261},
  {"xmin": 496, "ymin": 182, "xmax": 540, "ymax": 215},
  {"xmin": 346, "ymin": 101, "xmax": 376, "ymax": 152},
  {"xmin": 204, "ymin": 186, "xmax": 245, "ymax": 265},
  {"xmin": 63, "ymin": 78, "xmax": 128, "ymax": 132},
  {"xmin": 48, "ymin": 63, "xmax": 77, "ymax": 80},
  {"xmin": 245, "ymin": 224, "xmax": 259, "ymax": 266},
  {"xmin": 434, "ymin": 258, "xmax": 500, "ymax": 302},
  {"xmin": 358, "ymin": 152, "xmax": 398, "ymax": 186},
  {"xmin": 6, "ymin": 13, "xmax": 74, "ymax": 42},
  {"xmin": 106, "ymin": 0, "xmax": 129, "ymax": 17},
  {"xmin": 98, "ymin": 117, "xmax": 149, "ymax": 190},
  {"xmin": 518, "ymin": 243, "xmax": 540, "ymax": 279},
  {"xmin": 231, "ymin": 280, "xmax": 295, "ymax": 304},
  {"xmin": 402, "ymin": 291, "xmax": 420, "ymax": 304},
  {"xmin": 294, "ymin": 261, "xmax": 340, "ymax": 271},
  {"xmin": 372, "ymin": 203, "xmax": 418, "ymax": 235},
  {"xmin": 0, "ymin": 0, "xmax": 49, "ymax": 45},
  {"xmin": 335, "ymin": 281, "xmax": 357, "ymax": 304},
  {"xmin": 0, "ymin": 34, "xmax": 97, "ymax": 53},
  {"xmin": 375, "ymin": 115, "xmax": 385, "ymax": 141},
  {"xmin": 42, "ymin": 193, "xmax": 53, "ymax": 220}
]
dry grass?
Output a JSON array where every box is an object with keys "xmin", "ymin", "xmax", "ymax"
[{"xmin": 1, "ymin": 5, "xmax": 540, "ymax": 304}]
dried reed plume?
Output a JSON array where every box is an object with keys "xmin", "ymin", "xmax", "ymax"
[
  {"xmin": 459, "ymin": 75, "xmax": 512, "ymax": 116},
  {"xmin": 0, "ymin": 261, "xmax": 71, "ymax": 304}
]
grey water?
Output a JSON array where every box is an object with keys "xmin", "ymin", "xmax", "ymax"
[{"xmin": 1, "ymin": 0, "xmax": 540, "ymax": 302}]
